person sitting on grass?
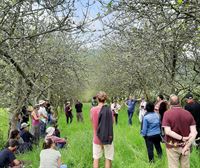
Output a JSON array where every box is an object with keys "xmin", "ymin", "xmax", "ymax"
[
  {"xmin": 7, "ymin": 129, "xmax": 32, "ymax": 153},
  {"xmin": 52, "ymin": 122, "xmax": 61, "ymax": 137},
  {"xmin": 45, "ymin": 127, "xmax": 67, "ymax": 148},
  {"xmin": 0, "ymin": 139, "xmax": 23, "ymax": 168},
  {"xmin": 39, "ymin": 138, "xmax": 67, "ymax": 168},
  {"xmin": 20, "ymin": 122, "xmax": 34, "ymax": 145}
]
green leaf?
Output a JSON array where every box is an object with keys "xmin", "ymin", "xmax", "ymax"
[{"xmin": 178, "ymin": 0, "xmax": 183, "ymax": 4}]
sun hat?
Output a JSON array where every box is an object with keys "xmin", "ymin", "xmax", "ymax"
[
  {"xmin": 21, "ymin": 123, "xmax": 30, "ymax": 129},
  {"xmin": 39, "ymin": 100, "xmax": 46, "ymax": 105},
  {"xmin": 46, "ymin": 127, "xmax": 55, "ymax": 136}
]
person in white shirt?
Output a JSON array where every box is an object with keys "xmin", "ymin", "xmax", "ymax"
[
  {"xmin": 139, "ymin": 97, "xmax": 147, "ymax": 123},
  {"xmin": 111, "ymin": 100, "xmax": 121, "ymax": 125},
  {"xmin": 40, "ymin": 138, "xmax": 67, "ymax": 168},
  {"xmin": 38, "ymin": 100, "xmax": 48, "ymax": 137}
]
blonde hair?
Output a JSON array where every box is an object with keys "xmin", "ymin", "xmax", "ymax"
[{"xmin": 97, "ymin": 91, "xmax": 108, "ymax": 103}]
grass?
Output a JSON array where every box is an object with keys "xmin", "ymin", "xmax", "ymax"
[{"xmin": 0, "ymin": 104, "xmax": 200, "ymax": 168}]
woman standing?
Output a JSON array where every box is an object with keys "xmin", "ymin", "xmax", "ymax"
[
  {"xmin": 39, "ymin": 139, "xmax": 67, "ymax": 168},
  {"xmin": 64, "ymin": 102, "xmax": 73, "ymax": 124},
  {"xmin": 141, "ymin": 102, "xmax": 162, "ymax": 162},
  {"xmin": 111, "ymin": 100, "xmax": 121, "ymax": 125},
  {"xmin": 31, "ymin": 105, "xmax": 40, "ymax": 145}
]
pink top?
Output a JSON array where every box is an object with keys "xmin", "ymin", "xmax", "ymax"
[
  {"xmin": 46, "ymin": 135, "xmax": 66, "ymax": 144},
  {"xmin": 90, "ymin": 105, "xmax": 103, "ymax": 145},
  {"xmin": 32, "ymin": 111, "xmax": 40, "ymax": 126}
]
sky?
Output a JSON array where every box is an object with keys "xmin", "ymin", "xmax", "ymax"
[{"xmin": 74, "ymin": 0, "xmax": 114, "ymax": 48}]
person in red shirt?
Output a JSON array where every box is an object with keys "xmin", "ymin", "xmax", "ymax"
[
  {"xmin": 90, "ymin": 91, "xmax": 114, "ymax": 168},
  {"xmin": 162, "ymin": 94, "xmax": 197, "ymax": 168}
]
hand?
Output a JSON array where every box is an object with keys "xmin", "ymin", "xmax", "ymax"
[
  {"xmin": 182, "ymin": 146, "xmax": 190, "ymax": 156},
  {"xmin": 182, "ymin": 136, "xmax": 190, "ymax": 142}
]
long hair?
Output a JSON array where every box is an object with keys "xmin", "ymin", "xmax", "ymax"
[{"xmin": 43, "ymin": 138, "xmax": 54, "ymax": 149}]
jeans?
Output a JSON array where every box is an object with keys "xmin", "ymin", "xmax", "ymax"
[
  {"xmin": 57, "ymin": 143, "xmax": 66, "ymax": 149},
  {"xmin": 60, "ymin": 164, "xmax": 67, "ymax": 168},
  {"xmin": 32, "ymin": 125, "xmax": 40, "ymax": 145},
  {"xmin": 128, "ymin": 110, "xmax": 134, "ymax": 125},
  {"xmin": 40, "ymin": 121, "xmax": 46, "ymax": 137},
  {"xmin": 144, "ymin": 134, "xmax": 162, "ymax": 162}
]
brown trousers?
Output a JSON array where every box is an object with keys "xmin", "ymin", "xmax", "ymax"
[
  {"xmin": 166, "ymin": 147, "xmax": 190, "ymax": 168},
  {"xmin": 76, "ymin": 112, "xmax": 83, "ymax": 122}
]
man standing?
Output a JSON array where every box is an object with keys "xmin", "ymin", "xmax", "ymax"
[
  {"xmin": 38, "ymin": 100, "xmax": 48, "ymax": 137},
  {"xmin": 162, "ymin": 95, "xmax": 197, "ymax": 168},
  {"xmin": 90, "ymin": 91, "xmax": 114, "ymax": 168},
  {"xmin": 75, "ymin": 100, "xmax": 83, "ymax": 122},
  {"xmin": 126, "ymin": 96, "xmax": 138, "ymax": 125},
  {"xmin": 184, "ymin": 93, "xmax": 200, "ymax": 148}
]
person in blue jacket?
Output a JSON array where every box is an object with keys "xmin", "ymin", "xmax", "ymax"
[
  {"xmin": 125, "ymin": 96, "xmax": 138, "ymax": 125},
  {"xmin": 141, "ymin": 102, "xmax": 162, "ymax": 162}
]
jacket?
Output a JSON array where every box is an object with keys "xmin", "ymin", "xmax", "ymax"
[{"xmin": 97, "ymin": 105, "xmax": 113, "ymax": 145}]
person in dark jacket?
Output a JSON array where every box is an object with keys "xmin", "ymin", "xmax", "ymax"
[
  {"xmin": 184, "ymin": 93, "xmax": 200, "ymax": 147},
  {"xmin": 0, "ymin": 140, "xmax": 23, "ymax": 168},
  {"xmin": 90, "ymin": 91, "xmax": 114, "ymax": 168},
  {"xmin": 20, "ymin": 123, "xmax": 34, "ymax": 145},
  {"xmin": 75, "ymin": 100, "xmax": 83, "ymax": 122},
  {"xmin": 65, "ymin": 101, "xmax": 73, "ymax": 124}
]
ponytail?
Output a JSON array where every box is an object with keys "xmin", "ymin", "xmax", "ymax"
[{"xmin": 43, "ymin": 138, "xmax": 54, "ymax": 149}]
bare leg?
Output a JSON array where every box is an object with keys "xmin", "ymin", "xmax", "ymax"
[
  {"xmin": 105, "ymin": 159, "xmax": 112, "ymax": 168},
  {"xmin": 93, "ymin": 159, "xmax": 99, "ymax": 168}
]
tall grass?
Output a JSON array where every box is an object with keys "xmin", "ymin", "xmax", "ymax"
[
  {"xmin": 0, "ymin": 108, "xmax": 9, "ymax": 149},
  {"xmin": 1, "ymin": 104, "xmax": 199, "ymax": 168}
]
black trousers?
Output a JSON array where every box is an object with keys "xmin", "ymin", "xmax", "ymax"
[
  {"xmin": 114, "ymin": 113, "xmax": 118, "ymax": 125},
  {"xmin": 66, "ymin": 115, "xmax": 73, "ymax": 124},
  {"xmin": 144, "ymin": 134, "xmax": 162, "ymax": 162}
]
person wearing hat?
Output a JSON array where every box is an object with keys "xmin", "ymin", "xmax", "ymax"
[
  {"xmin": 64, "ymin": 101, "xmax": 73, "ymax": 124},
  {"xmin": 38, "ymin": 100, "xmax": 48, "ymax": 137},
  {"xmin": 20, "ymin": 123, "xmax": 34, "ymax": 145},
  {"xmin": 185, "ymin": 93, "xmax": 200, "ymax": 148},
  {"xmin": 45, "ymin": 127, "xmax": 67, "ymax": 149}
]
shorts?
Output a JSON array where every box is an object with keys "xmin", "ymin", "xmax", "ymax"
[{"xmin": 93, "ymin": 143, "xmax": 114, "ymax": 160}]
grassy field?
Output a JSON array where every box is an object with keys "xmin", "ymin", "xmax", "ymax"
[{"xmin": 0, "ymin": 104, "xmax": 200, "ymax": 168}]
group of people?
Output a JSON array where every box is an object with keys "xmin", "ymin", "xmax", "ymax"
[
  {"xmin": 64, "ymin": 100, "xmax": 84, "ymax": 124},
  {"xmin": 0, "ymin": 92, "xmax": 200, "ymax": 168},
  {"xmin": 0, "ymin": 100, "xmax": 67, "ymax": 168},
  {"xmin": 90, "ymin": 92, "xmax": 200, "ymax": 168}
]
